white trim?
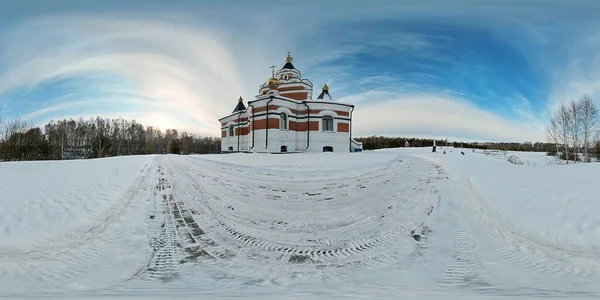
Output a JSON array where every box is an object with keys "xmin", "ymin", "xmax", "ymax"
[{"xmin": 315, "ymin": 109, "xmax": 338, "ymax": 117}]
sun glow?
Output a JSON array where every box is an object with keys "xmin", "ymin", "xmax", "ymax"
[{"xmin": 145, "ymin": 112, "xmax": 183, "ymax": 132}]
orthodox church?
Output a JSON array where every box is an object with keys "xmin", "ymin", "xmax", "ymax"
[{"xmin": 218, "ymin": 53, "xmax": 363, "ymax": 153}]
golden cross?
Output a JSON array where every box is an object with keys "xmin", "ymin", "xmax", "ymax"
[{"xmin": 269, "ymin": 65, "xmax": 277, "ymax": 77}]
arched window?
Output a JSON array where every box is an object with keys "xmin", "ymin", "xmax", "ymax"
[
  {"xmin": 280, "ymin": 113, "xmax": 288, "ymax": 130},
  {"xmin": 322, "ymin": 116, "xmax": 334, "ymax": 131},
  {"xmin": 281, "ymin": 145, "xmax": 287, "ymax": 152},
  {"xmin": 323, "ymin": 146, "xmax": 333, "ymax": 152},
  {"xmin": 228, "ymin": 146, "xmax": 233, "ymax": 151},
  {"xmin": 229, "ymin": 125, "xmax": 235, "ymax": 136}
]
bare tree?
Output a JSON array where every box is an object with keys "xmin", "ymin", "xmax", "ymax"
[
  {"xmin": 1, "ymin": 116, "xmax": 31, "ymax": 160},
  {"xmin": 553, "ymin": 103, "xmax": 572, "ymax": 163},
  {"xmin": 545, "ymin": 118, "xmax": 561, "ymax": 156},
  {"xmin": 579, "ymin": 95, "xmax": 598, "ymax": 162},
  {"xmin": 568, "ymin": 99, "xmax": 583, "ymax": 162}
]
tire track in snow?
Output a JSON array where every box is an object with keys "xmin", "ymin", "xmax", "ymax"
[
  {"xmin": 459, "ymin": 173, "xmax": 600, "ymax": 281},
  {"xmin": 440, "ymin": 189, "xmax": 488, "ymax": 288},
  {"xmin": 129, "ymin": 157, "xmax": 242, "ymax": 285},
  {"xmin": 458, "ymin": 178, "xmax": 600, "ymax": 294},
  {"xmin": 128, "ymin": 160, "xmax": 182, "ymax": 282},
  {"xmin": 426, "ymin": 157, "xmax": 600, "ymax": 296},
  {"xmin": 0, "ymin": 159, "xmax": 156, "ymax": 296},
  {"xmin": 0, "ymin": 161, "xmax": 154, "ymax": 263},
  {"xmin": 180, "ymin": 157, "xmax": 414, "ymax": 234},
  {"xmin": 165, "ymin": 156, "xmax": 442, "ymax": 271}
]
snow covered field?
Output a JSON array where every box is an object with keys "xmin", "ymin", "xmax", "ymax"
[{"xmin": 1, "ymin": 148, "xmax": 600, "ymax": 299}]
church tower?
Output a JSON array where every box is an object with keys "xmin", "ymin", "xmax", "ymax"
[{"xmin": 257, "ymin": 52, "xmax": 313, "ymax": 101}]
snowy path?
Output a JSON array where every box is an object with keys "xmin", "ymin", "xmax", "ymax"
[{"xmin": 2, "ymin": 152, "xmax": 600, "ymax": 299}]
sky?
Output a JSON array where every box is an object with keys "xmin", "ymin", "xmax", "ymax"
[{"xmin": 1, "ymin": 0, "xmax": 600, "ymax": 142}]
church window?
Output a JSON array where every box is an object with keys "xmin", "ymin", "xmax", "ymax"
[
  {"xmin": 280, "ymin": 113, "xmax": 288, "ymax": 130},
  {"xmin": 322, "ymin": 116, "xmax": 334, "ymax": 131},
  {"xmin": 281, "ymin": 145, "xmax": 288, "ymax": 152},
  {"xmin": 323, "ymin": 146, "xmax": 333, "ymax": 152},
  {"xmin": 229, "ymin": 125, "xmax": 235, "ymax": 136}
]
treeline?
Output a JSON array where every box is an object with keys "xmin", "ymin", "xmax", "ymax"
[
  {"xmin": 546, "ymin": 95, "xmax": 600, "ymax": 163},
  {"xmin": 355, "ymin": 137, "xmax": 442, "ymax": 150},
  {"xmin": 0, "ymin": 116, "xmax": 221, "ymax": 161},
  {"xmin": 354, "ymin": 136, "xmax": 564, "ymax": 153}
]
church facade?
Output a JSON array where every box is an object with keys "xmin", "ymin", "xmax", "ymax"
[{"xmin": 218, "ymin": 53, "xmax": 363, "ymax": 153}]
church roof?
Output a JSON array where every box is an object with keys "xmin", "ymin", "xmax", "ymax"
[
  {"xmin": 280, "ymin": 52, "xmax": 296, "ymax": 70},
  {"xmin": 281, "ymin": 62, "xmax": 296, "ymax": 70},
  {"xmin": 316, "ymin": 84, "xmax": 332, "ymax": 101},
  {"xmin": 232, "ymin": 97, "xmax": 247, "ymax": 113}
]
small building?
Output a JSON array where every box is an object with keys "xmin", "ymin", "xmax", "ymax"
[{"xmin": 219, "ymin": 53, "xmax": 362, "ymax": 153}]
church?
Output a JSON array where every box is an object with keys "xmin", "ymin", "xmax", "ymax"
[{"xmin": 218, "ymin": 53, "xmax": 363, "ymax": 153}]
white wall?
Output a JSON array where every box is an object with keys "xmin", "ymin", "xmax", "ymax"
[
  {"xmin": 249, "ymin": 129, "xmax": 350, "ymax": 153},
  {"xmin": 306, "ymin": 131, "xmax": 351, "ymax": 153},
  {"xmin": 250, "ymin": 129, "xmax": 299, "ymax": 153},
  {"xmin": 221, "ymin": 135, "xmax": 249, "ymax": 152}
]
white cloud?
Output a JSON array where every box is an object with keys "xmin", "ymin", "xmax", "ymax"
[
  {"xmin": 547, "ymin": 32, "xmax": 600, "ymax": 113},
  {"xmin": 353, "ymin": 94, "xmax": 545, "ymax": 142},
  {"xmin": 0, "ymin": 15, "xmax": 267, "ymax": 135}
]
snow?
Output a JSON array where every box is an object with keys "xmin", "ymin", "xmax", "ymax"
[
  {"xmin": 196, "ymin": 151, "xmax": 399, "ymax": 171},
  {"xmin": 476, "ymin": 149, "xmax": 561, "ymax": 165},
  {"xmin": 389, "ymin": 147, "xmax": 600, "ymax": 251},
  {"xmin": 0, "ymin": 156, "xmax": 154, "ymax": 250},
  {"xmin": 2, "ymin": 149, "xmax": 600, "ymax": 299}
]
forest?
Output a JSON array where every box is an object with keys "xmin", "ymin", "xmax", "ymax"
[
  {"xmin": 0, "ymin": 116, "xmax": 221, "ymax": 161},
  {"xmin": 354, "ymin": 136, "xmax": 569, "ymax": 153}
]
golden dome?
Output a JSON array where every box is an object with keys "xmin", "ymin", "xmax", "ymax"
[
  {"xmin": 266, "ymin": 77, "xmax": 280, "ymax": 88},
  {"xmin": 322, "ymin": 83, "xmax": 329, "ymax": 91},
  {"xmin": 265, "ymin": 64, "xmax": 280, "ymax": 88},
  {"xmin": 238, "ymin": 96, "xmax": 243, "ymax": 102},
  {"xmin": 285, "ymin": 51, "xmax": 293, "ymax": 63}
]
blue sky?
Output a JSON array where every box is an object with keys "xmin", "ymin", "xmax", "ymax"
[{"xmin": 1, "ymin": 0, "xmax": 600, "ymax": 142}]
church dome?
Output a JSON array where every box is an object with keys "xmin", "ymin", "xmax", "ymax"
[
  {"xmin": 266, "ymin": 77, "xmax": 280, "ymax": 88},
  {"xmin": 265, "ymin": 63, "xmax": 281, "ymax": 88}
]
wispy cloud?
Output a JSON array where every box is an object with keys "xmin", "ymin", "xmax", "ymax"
[
  {"xmin": 0, "ymin": 14, "xmax": 251, "ymax": 135},
  {"xmin": 353, "ymin": 94, "xmax": 545, "ymax": 142},
  {"xmin": 1, "ymin": 0, "xmax": 600, "ymax": 141}
]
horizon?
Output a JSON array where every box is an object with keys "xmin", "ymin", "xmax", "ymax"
[{"xmin": 2, "ymin": 1, "xmax": 600, "ymax": 142}]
